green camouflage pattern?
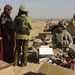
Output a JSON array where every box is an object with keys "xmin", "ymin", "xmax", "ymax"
[{"xmin": 52, "ymin": 30, "xmax": 73, "ymax": 49}]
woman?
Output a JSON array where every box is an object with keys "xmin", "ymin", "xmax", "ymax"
[{"xmin": 0, "ymin": 4, "xmax": 14, "ymax": 63}]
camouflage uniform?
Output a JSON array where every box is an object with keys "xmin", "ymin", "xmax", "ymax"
[
  {"xmin": 14, "ymin": 5, "xmax": 33, "ymax": 66},
  {"xmin": 52, "ymin": 30, "xmax": 73, "ymax": 49},
  {"xmin": 52, "ymin": 21, "xmax": 73, "ymax": 51}
]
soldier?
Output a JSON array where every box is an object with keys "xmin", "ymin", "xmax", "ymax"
[
  {"xmin": 52, "ymin": 21, "xmax": 73, "ymax": 53},
  {"xmin": 14, "ymin": 5, "xmax": 33, "ymax": 66}
]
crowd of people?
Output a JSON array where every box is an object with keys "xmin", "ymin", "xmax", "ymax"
[{"xmin": 0, "ymin": 4, "xmax": 75, "ymax": 69}]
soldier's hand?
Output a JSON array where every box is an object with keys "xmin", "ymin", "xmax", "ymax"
[
  {"xmin": 57, "ymin": 48, "xmax": 63, "ymax": 53},
  {"xmin": 65, "ymin": 47, "xmax": 69, "ymax": 53}
]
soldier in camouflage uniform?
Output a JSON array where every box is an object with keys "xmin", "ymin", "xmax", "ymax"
[
  {"xmin": 14, "ymin": 5, "xmax": 33, "ymax": 66},
  {"xmin": 52, "ymin": 21, "xmax": 73, "ymax": 53}
]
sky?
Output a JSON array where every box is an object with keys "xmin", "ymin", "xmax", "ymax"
[{"xmin": 0, "ymin": 0, "xmax": 75, "ymax": 19}]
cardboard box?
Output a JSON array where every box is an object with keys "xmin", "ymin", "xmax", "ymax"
[
  {"xmin": 38, "ymin": 32, "xmax": 52, "ymax": 39},
  {"xmin": 39, "ymin": 48, "xmax": 54, "ymax": 63},
  {"xmin": 0, "ymin": 60, "xmax": 14, "ymax": 75},
  {"xmin": 38, "ymin": 62, "xmax": 75, "ymax": 75},
  {"xmin": 33, "ymin": 41, "xmax": 52, "ymax": 49},
  {"xmin": 39, "ymin": 48, "xmax": 53, "ymax": 55},
  {"xmin": 40, "ymin": 45, "xmax": 49, "ymax": 48}
]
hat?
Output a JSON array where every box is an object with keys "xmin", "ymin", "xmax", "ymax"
[
  {"xmin": 58, "ymin": 21, "xmax": 68, "ymax": 28},
  {"xmin": 19, "ymin": 5, "xmax": 29, "ymax": 12},
  {"xmin": 33, "ymin": 39, "xmax": 42, "ymax": 43}
]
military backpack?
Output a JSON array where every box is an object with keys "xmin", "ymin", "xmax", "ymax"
[{"xmin": 15, "ymin": 15, "xmax": 30, "ymax": 35}]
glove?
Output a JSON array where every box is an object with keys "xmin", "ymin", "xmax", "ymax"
[{"xmin": 57, "ymin": 48, "xmax": 63, "ymax": 53}]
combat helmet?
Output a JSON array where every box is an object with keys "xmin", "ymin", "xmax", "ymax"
[
  {"xmin": 19, "ymin": 5, "xmax": 29, "ymax": 12},
  {"xmin": 58, "ymin": 21, "xmax": 68, "ymax": 28}
]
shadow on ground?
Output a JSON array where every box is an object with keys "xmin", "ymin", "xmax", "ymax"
[{"xmin": 23, "ymin": 71, "xmax": 45, "ymax": 75}]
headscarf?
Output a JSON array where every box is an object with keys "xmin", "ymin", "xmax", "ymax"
[{"xmin": 4, "ymin": 4, "xmax": 12, "ymax": 12}]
